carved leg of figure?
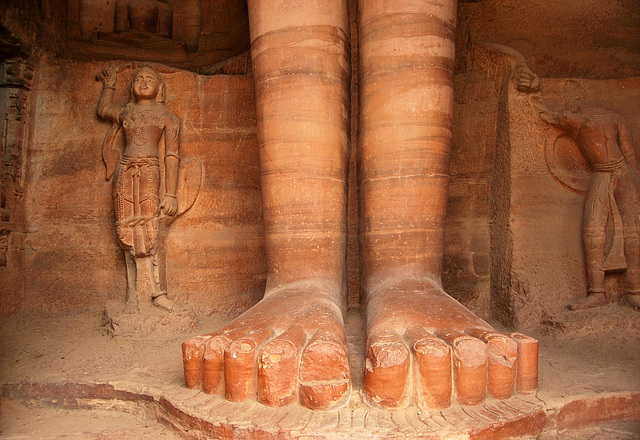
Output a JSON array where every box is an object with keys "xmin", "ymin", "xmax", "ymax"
[
  {"xmin": 569, "ymin": 206, "xmax": 608, "ymax": 310},
  {"xmin": 123, "ymin": 251, "xmax": 139, "ymax": 314},
  {"xmin": 183, "ymin": 0, "xmax": 351, "ymax": 410},
  {"xmin": 358, "ymin": 0, "xmax": 537, "ymax": 409},
  {"xmin": 149, "ymin": 252, "xmax": 179, "ymax": 312},
  {"xmin": 151, "ymin": 254, "xmax": 178, "ymax": 312}
]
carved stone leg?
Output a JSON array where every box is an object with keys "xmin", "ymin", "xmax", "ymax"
[
  {"xmin": 183, "ymin": 0, "xmax": 351, "ymax": 410},
  {"xmin": 149, "ymin": 252, "xmax": 179, "ymax": 312},
  {"xmin": 123, "ymin": 251, "xmax": 139, "ymax": 314},
  {"xmin": 358, "ymin": 0, "xmax": 537, "ymax": 409},
  {"xmin": 569, "ymin": 194, "xmax": 608, "ymax": 310}
]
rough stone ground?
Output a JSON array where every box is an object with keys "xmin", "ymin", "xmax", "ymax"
[{"xmin": 0, "ymin": 306, "xmax": 639, "ymax": 439}]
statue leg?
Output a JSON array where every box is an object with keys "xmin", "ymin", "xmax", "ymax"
[
  {"xmin": 149, "ymin": 248, "xmax": 179, "ymax": 312},
  {"xmin": 123, "ymin": 251, "xmax": 139, "ymax": 313},
  {"xmin": 358, "ymin": 0, "xmax": 537, "ymax": 409},
  {"xmin": 568, "ymin": 179, "xmax": 609, "ymax": 310},
  {"xmin": 183, "ymin": 0, "xmax": 351, "ymax": 410},
  {"xmin": 568, "ymin": 227, "xmax": 606, "ymax": 310}
]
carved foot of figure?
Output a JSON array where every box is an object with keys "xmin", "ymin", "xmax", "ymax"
[
  {"xmin": 363, "ymin": 276, "xmax": 538, "ymax": 410},
  {"xmin": 123, "ymin": 297, "xmax": 139, "ymax": 314},
  {"xmin": 182, "ymin": 280, "xmax": 351, "ymax": 410},
  {"xmin": 567, "ymin": 292, "xmax": 606, "ymax": 311},
  {"xmin": 153, "ymin": 292, "xmax": 180, "ymax": 313},
  {"xmin": 625, "ymin": 294, "xmax": 640, "ymax": 310}
]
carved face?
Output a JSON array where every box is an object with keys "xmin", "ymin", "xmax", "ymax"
[{"xmin": 132, "ymin": 68, "xmax": 160, "ymax": 101}]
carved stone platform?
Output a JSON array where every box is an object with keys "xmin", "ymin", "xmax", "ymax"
[
  {"xmin": 1, "ymin": 382, "xmax": 546, "ymax": 439},
  {"xmin": 1, "ymin": 309, "xmax": 639, "ymax": 439},
  {"xmin": 163, "ymin": 390, "xmax": 546, "ymax": 439}
]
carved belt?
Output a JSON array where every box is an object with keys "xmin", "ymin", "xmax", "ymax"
[
  {"xmin": 120, "ymin": 156, "xmax": 160, "ymax": 170},
  {"xmin": 591, "ymin": 157, "xmax": 626, "ymax": 173}
]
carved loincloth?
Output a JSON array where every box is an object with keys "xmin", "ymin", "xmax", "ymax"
[
  {"xmin": 112, "ymin": 156, "xmax": 161, "ymax": 257},
  {"xmin": 587, "ymin": 157, "xmax": 639, "ymax": 271}
]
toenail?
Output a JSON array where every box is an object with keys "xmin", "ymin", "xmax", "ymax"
[
  {"xmin": 240, "ymin": 342, "xmax": 252, "ymax": 352},
  {"xmin": 267, "ymin": 353, "xmax": 281, "ymax": 363}
]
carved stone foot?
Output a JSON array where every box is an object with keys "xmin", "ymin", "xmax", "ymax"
[
  {"xmin": 123, "ymin": 297, "xmax": 139, "ymax": 314},
  {"xmin": 153, "ymin": 293, "xmax": 180, "ymax": 313},
  {"xmin": 567, "ymin": 293, "xmax": 606, "ymax": 311},
  {"xmin": 182, "ymin": 281, "xmax": 351, "ymax": 410},
  {"xmin": 363, "ymin": 276, "xmax": 538, "ymax": 410}
]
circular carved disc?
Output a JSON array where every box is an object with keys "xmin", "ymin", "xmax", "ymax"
[{"xmin": 545, "ymin": 133, "xmax": 590, "ymax": 194}]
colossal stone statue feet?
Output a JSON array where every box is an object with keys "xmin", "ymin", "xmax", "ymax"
[
  {"xmin": 182, "ymin": 281, "xmax": 351, "ymax": 410},
  {"xmin": 363, "ymin": 276, "xmax": 538, "ymax": 410},
  {"xmin": 185, "ymin": 0, "xmax": 352, "ymax": 411}
]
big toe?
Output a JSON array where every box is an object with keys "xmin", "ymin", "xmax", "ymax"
[
  {"xmin": 299, "ymin": 329, "xmax": 351, "ymax": 410},
  {"xmin": 363, "ymin": 332, "xmax": 410, "ymax": 409}
]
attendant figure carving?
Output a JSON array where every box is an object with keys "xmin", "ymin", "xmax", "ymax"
[
  {"xmin": 513, "ymin": 65, "xmax": 640, "ymax": 310},
  {"xmin": 540, "ymin": 104, "xmax": 640, "ymax": 310},
  {"xmin": 97, "ymin": 66, "xmax": 181, "ymax": 313}
]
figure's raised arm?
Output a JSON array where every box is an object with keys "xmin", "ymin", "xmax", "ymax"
[{"xmin": 96, "ymin": 68, "xmax": 123, "ymax": 122}]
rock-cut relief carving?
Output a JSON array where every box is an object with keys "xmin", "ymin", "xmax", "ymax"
[
  {"xmin": 91, "ymin": 0, "xmax": 185, "ymax": 51},
  {"xmin": 542, "ymin": 105, "xmax": 640, "ymax": 310},
  {"xmin": 518, "ymin": 67, "xmax": 640, "ymax": 311},
  {"xmin": 97, "ymin": 65, "xmax": 199, "ymax": 314}
]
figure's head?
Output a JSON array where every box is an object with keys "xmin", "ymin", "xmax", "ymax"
[{"xmin": 131, "ymin": 67, "xmax": 165, "ymax": 103}]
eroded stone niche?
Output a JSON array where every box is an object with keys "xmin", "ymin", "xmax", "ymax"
[
  {"xmin": 66, "ymin": 0, "xmax": 250, "ymax": 69},
  {"xmin": 494, "ymin": 72, "xmax": 640, "ymax": 330},
  {"xmin": 444, "ymin": 0, "xmax": 640, "ymax": 328}
]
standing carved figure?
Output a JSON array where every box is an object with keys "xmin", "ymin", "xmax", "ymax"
[
  {"xmin": 540, "ymin": 105, "xmax": 640, "ymax": 310},
  {"xmin": 97, "ymin": 66, "xmax": 180, "ymax": 312}
]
